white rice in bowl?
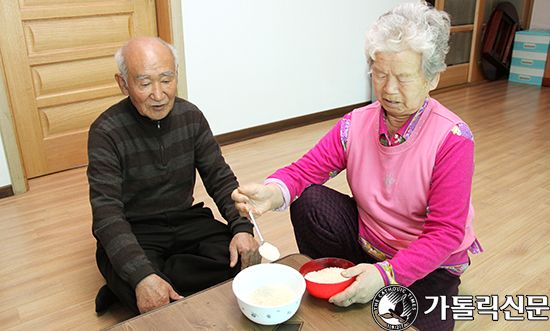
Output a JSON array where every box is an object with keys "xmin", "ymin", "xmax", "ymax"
[
  {"xmin": 247, "ymin": 285, "xmax": 296, "ymax": 306},
  {"xmin": 304, "ymin": 267, "xmax": 348, "ymax": 283}
]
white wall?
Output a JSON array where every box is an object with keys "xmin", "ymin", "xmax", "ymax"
[
  {"xmin": 180, "ymin": 0, "xmax": 408, "ymax": 135},
  {"xmin": 530, "ymin": 0, "xmax": 550, "ymax": 29},
  {"xmin": 0, "ymin": 1, "xmax": 406, "ymax": 188},
  {"xmin": 0, "ymin": 131, "xmax": 11, "ymax": 186}
]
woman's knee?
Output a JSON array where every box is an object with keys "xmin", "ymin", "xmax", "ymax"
[{"xmin": 290, "ymin": 185, "xmax": 328, "ymax": 214}]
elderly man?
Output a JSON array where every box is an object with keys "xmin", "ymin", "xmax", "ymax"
[{"xmin": 87, "ymin": 36, "xmax": 260, "ymax": 315}]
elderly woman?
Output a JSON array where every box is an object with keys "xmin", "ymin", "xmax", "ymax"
[{"xmin": 232, "ymin": 2, "xmax": 482, "ymax": 330}]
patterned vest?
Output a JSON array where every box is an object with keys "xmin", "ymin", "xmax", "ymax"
[{"xmin": 346, "ymin": 98, "xmax": 475, "ymax": 252}]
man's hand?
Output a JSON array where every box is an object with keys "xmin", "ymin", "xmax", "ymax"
[
  {"xmin": 135, "ymin": 274, "xmax": 184, "ymax": 314},
  {"xmin": 229, "ymin": 232, "xmax": 261, "ymax": 269},
  {"xmin": 328, "ymin": 263, "xmax": 385, "ymax": 307}
]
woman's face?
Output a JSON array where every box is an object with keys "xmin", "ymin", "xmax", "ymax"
[{"xmin": 372, "ymin": 50, "xmax": 439, "ymax": 119}]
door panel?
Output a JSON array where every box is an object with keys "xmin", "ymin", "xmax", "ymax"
[
  {"xmin": 41, "ymin": 96, "xmax": 124, "ymax": 137},
  {"xmin": 0, "ymin": 0, "xmax": 157, "ymax": 178},
  {"xmin": 24, "ymin": 15, "xmax": 133, "ymax": 53}
]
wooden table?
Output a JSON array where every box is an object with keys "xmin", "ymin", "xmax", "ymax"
[{"xmin": 104, "ymin": 254, "xmax": 404, "ymax": 330}]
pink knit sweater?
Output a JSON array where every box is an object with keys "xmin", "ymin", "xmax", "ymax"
[{"xmin": 267, "ymin": 98, "xmax": 482, "ymax": 286}]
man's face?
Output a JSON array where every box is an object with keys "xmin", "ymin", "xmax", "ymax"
[
  {"xmin": 372, "ymin": 50, "xmax": 438, "ymax": 119},
  {"xmin": 116, "ymin": 40, "xmax": 178, "ymax": 121}
]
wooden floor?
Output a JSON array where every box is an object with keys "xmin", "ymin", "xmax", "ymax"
[{"xmin": 0, "ymin": 79, "xmax": 549, "ymax": 330}]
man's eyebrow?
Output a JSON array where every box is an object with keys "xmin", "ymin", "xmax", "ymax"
[{"xmin": 135, "ymin": 71, "xmax": 174, "ymax": 80}]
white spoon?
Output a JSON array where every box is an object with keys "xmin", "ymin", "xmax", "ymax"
[{"xmin": 248, "ymin": 209, "xmax": 280, "ymax": 261}]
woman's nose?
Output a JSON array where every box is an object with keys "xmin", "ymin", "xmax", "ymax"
[{"xmin": 383, "ymin": 76, "xmax": 399, "ymax": 94}]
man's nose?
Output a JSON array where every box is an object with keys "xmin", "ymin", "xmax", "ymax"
[{"xmin": 150, "ymin": 82, "xmax": 164, "ymax": 101}]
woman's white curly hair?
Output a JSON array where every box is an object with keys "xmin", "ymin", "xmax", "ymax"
[{"xmin": 365, "ymin": 1, "xmax": 451, "ymax": 83}]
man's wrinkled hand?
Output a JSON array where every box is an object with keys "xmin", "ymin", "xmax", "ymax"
[
  {"xmin": 135, "ymin": 274, "xmax": 183, "ymax": 314},
  {"xmin": 229, "ymin": 232, "xmax": 261, "ymax": 269}
]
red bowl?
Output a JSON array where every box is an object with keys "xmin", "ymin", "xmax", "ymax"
[{"xmin": 299, "ymin": 257, "xmax": 356, "ymax": 299}]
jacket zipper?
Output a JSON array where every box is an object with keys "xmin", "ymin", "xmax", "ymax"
[{"xmin": 156, "ymin": 121, "xmax": 167, "ymax": 166}]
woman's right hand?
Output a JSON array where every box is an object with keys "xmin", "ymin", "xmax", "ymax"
[{"xmin": 231, "ymin": 183, "xmax": 283, "ymax": 218}]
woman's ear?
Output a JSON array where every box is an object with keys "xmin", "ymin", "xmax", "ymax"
[{"xmin": 429, "ymin": 73, "xmax": 441, "ymax": 92}]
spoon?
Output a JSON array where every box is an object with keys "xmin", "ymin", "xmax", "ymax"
[{"xmin": 248, "ymin": 209, "xmax": 280, "ymax": 261}]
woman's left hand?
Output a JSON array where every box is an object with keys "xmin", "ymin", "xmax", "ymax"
[{"xmin": 328, "ymin": 263, "xmax": 385, "ymax": 307}]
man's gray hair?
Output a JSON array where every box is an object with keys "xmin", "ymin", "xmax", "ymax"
[
  {"xmin": 364, "ymin": 1, "xmax": 451, "ymax": 83},
  {"xmin": 115, "ymin": 37, "xmax": 179, "ymax": 82}
]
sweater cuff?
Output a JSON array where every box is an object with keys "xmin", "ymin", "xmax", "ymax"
[
  {"xmin": 374, "ymin": 261, "xmax": 398, "ymax": 286},
  {"xmin": 128, "ymin": 265, "xmax": 157, "ymax": 289},
  {"xmin": 263, "ymin": 178, "xmax": 290, "ymax": 211},
  {"xmin": 230, "ymin": 217, "xmax": 254, "ymax": 236}
]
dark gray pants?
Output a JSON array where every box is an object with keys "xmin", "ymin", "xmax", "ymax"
[
  {"xmin": 96, "ymin": 203, "xmax": 240, "ymax": 315},
  {"xmin": 290, "ymin": 185, "xmax": 460, "ymax": 331}
]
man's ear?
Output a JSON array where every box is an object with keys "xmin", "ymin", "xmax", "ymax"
[
  {"xmin": 115, "ymin": 73, "xmax": 130, "ymax": 96},
  {"xmin": 429, "ymin": 73, "xmax": 440, "ymax": 92}
]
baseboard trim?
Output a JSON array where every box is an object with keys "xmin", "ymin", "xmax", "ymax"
[
  {"xmin": 215, "ymin": 102, "xmax": 369, "ymax": 146},
  {"xmin": 0, "ymin": 185, "xmax": 14, "ymax": 199}
]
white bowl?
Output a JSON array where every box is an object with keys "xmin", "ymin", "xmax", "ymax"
[{"xmin": 232, "ymin": 263, "xmax": 306, "ymax": 325}]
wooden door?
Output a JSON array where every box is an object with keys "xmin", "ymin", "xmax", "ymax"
[{"xmin": 0, "ymin": 0, "xmax": 157, "ymax": 178}]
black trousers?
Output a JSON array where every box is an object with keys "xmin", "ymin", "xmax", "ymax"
[
  {"xmin": 96, "ymin": 204, "xmax": 241, "ymax": 315},
  {"xmin": 290, "ymin": 185, "xmax": 460, "ymax": 331}
]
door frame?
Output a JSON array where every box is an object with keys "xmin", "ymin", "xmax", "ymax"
[
  {"xmin": 164, "ymin": 0, "xmax": 188, "ymax": 101},
  {"xmin": 0, "ymin": 0, "xmax": 184, "ymax": 195},
  {"xmin": 0, "ymin": 54, "xmax": 27, "ymax": 194}
]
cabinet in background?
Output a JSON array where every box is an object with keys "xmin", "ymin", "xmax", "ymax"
[{"xmin": 426, "ymin": 0, "xmax": 535, "ymax": 89}]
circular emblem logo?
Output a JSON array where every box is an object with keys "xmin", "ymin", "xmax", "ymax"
[{"xmin": 371, "ymin": 285, "xmax": 418, "ymax": 330}]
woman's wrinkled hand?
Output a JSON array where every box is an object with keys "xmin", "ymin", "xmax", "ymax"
[
  {"xmin": 328, "ymin": 263, "xmax": 385, "ymax": 307},
  {"xmin": 231, "ymin": 183, "xmax": 282, "ymax": 218}
]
